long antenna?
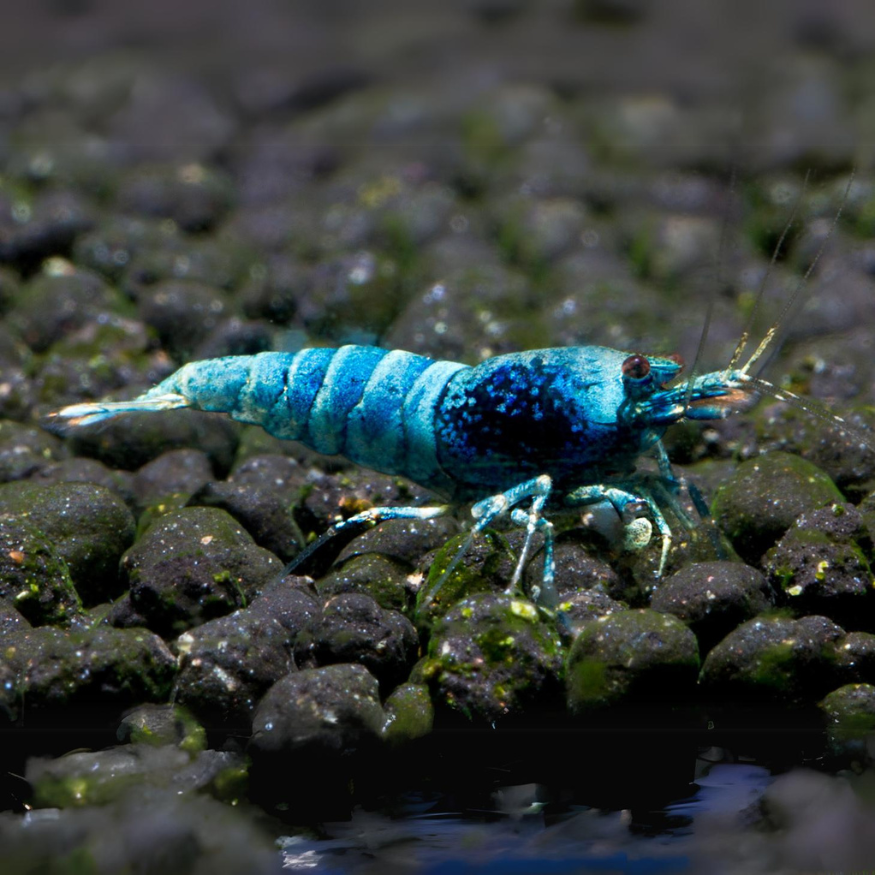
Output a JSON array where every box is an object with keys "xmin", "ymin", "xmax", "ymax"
[
  {"xmin": 727, "ymin": 171, "xmax": 810, "ymax": 371},
  {"xmin": 683, "ymin": 166, "xmax": 736, "ymax": 411},
  {"xmin": 740, "ymin": 170, "xmax": 854, "ymax": 375},
  {"xmin": 749, "ymin": 375, "xmax": 875, "ymax": 452}
]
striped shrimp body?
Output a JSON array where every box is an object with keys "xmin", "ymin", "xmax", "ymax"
[
  {"xmin": 51, "ymin": 341, "xmax": 763, "ymax": 607},
  {"xmin": 50, "ymin": 179, "xmax": 867, "ymax": 609}
]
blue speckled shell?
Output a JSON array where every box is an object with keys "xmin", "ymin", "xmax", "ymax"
[
  {"xmin": 433, "ymin": 347, "xmax": 664, "ymax": 497},
  {"xmin": 148, "ymin": 345, "xmax": 665, "ymax": 502}
]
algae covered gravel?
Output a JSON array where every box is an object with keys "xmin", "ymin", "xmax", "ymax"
[{"xmin": 3, "ymin": 0, "xmax": 875, "ymax": 871}]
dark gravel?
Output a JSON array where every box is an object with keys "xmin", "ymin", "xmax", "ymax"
[
  {"xmin": 294, "ymin": 591, "xmax": 419, "ymax": 692},
  {"xmin": 118, "ymin": 506, "xmax": 281, "ymax": 637},
  {"xmin": 3, "ymin": 0, "xmax": 875, "ymax": 869},
  {"xmin": 0, "ymin": 515, "xmax": 82, "ymax": 626},
  {"xmin": 699, "ymin": 615, "xmax": 848, "ymax": 705},
  {"xmin": 2, "ymin": 624, "xmax": 177, "ymax": 718},
  {"xmin": 710, "ymin": 452, "xmax": 845, "ymax": 565},
  {"xmin": 173, "ymin": 609, "xmax": 296, "ymax": 735},
  {"xmin": 650, "ymin": 560, "xmax": 775, "ymax": 655},
  {"xmin": 566, "ymin": 608, "xmax": 700, "ymax": 713},
  {"xmin": 422, "ymin": 592, "xmax": 564, "ymax": 722}
]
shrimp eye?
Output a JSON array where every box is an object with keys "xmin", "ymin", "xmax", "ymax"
[{"xmin": 621, "ymin": 354, "xmax": 650, "ymax": 380}]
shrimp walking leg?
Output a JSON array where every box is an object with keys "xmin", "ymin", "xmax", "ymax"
[
  {"xmin": 424, "ymin": 475, "xmax": 554, "ymax": 608},
  {"xmin": 566, "ymin": 482, "xmax": 673, "ymax": 576}
]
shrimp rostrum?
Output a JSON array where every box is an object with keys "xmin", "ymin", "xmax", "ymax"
[{"xmin": 49, "ymin": 333, "xmax": 792, "ymax": 608}]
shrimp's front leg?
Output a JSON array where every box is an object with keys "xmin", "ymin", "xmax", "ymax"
[
  {"xmin": 565, "ymin": 482, "xmax": 671, "ymax": 576},
  {"xmin": 423, "ymin": 475, "xmax": 556, "ymax": 608}
]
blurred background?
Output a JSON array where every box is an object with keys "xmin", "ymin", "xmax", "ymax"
[
  {"xmin": 3, "ymin": 0, "xmax": 875, "ymax": 165},
  {"xmin": 0, "ymin": 0, "xmax": 874, "ymax": 379},
  {"xmin": 0, "ymin": 0, "xmax": 873, "ymax": 422}
]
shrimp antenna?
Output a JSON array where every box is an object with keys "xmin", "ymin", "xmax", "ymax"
[
  {"xmin": 740, "ymin": 170, "xmax": 854, "ymax": 375},
  {"xmin": 727, "ymin": 171, "xmax": 810, "ymax": 372},
  {"xmin": 748, "ymin": 375, "xmax": 875, "ymax": 453},
  {"xmin": 683, "ymin": 166, "xmax": 736, "ymax": 412}
]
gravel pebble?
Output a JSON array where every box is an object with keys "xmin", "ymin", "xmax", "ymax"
[
  {"xmin": 423, "ymin": 592, "xmax": 564, "ymax": 723},
  {"xmin": 711, "ymin": 452, "xmax": 845, "ymax": 564},
  {"xmin": 120, "ymin": 506, "xmax": 282, "ymax": 637},
  {"xmin": 700, "ymin": 614, "xmax": 847, "ymax": 705},
  {"xmin": 650, "ymin": 561, "xmax": 775, "ymax": 654},
  {"xmin": 0, "ymin": 481, "xmax": 135, "ymax": 606},
  {"xmin": 295, "ymin": 592, "xmax": 419, "ymax": 691},
  {"xmin": 174, "ymin": 609, "xmax": 295, "ymax": 734},
  {"xmin": 566, "ymin": 608, "xmax": 699, "ymax": 713}
]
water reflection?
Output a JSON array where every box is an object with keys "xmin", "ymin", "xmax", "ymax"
[{"xmin": 278, "ymin": 755, "xmax": 781, "ymax": 874}]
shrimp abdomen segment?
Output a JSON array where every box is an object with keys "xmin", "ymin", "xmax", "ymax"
[{"xmin": 103, "ymin": 348, "xmax": 469, "ymax": 492}]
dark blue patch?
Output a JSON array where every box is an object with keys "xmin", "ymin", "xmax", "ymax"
[{"xmin": 434, "ymin": 352, "xmax": 651, "ymax": 493}]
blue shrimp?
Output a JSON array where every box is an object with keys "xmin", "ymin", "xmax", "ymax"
[
  {"xmin": 49, "ymin": 337, "xmax": 789, "ymax": 608},
  {"xmin": 49, "ymin": 177, "xmax": 869, "ymax": 609}
]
